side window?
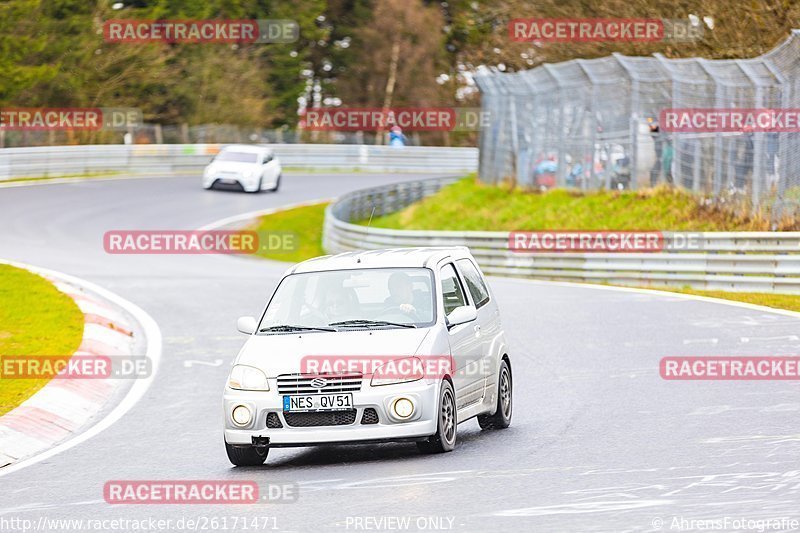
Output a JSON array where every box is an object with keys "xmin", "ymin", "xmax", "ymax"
[
  {"xmin": 262, "ymin": 154, "xmax": 272, "ymax": 164},
  {"xmin": 440, "ymin": 263, "xmax": 467, "ymax": 316},
  {"xmin": 457, "ymin": 259, "xmax": 490, "ymax": 308}
]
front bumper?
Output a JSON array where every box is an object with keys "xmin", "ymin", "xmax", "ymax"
[
  {"xmin": 223, "ymin": 380, "xmax": 439, "ymax": 447},
  {"xmin": 204, "ymin": 175, "xmax": 259, "ymax": 191}
]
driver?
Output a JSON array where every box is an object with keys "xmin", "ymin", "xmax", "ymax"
[
  {"xmin": 385, "ymin": 272, "xmax": 417, "ymax": 317},
  {"xmin": 322, "ymin": 287, "xmax": 352, "ymax": 322}
]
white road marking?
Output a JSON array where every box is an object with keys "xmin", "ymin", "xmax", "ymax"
[
  {"xmin": 493, "ymin": 499, "xmax": 673, "ymax": 517},
  {"xmin": 0, "ymin": 500, "xmax": 104, "ymax": 516},
  {"xmin": 183, "ymin": 359, "xmax": 224, "ymax": 368},
  {"xmin": 197, "ymin": 198, "xmax": 335, "ymax": 231},
  {"xmin": 682, "ymin": 338, "xmax": 719, "ymax": 345},
  {"xmin": 740, "ymin": 335, "xmax": 800, "ymax": 343},
  {"xmin": 761, "ymin": 403, "xmax": 800, "ymax": 412},
  {"xmin": 488, "ymin": 278, "xmax": 800, "ymax": 320}
]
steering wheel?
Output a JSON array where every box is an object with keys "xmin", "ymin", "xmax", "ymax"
[
  {"xmin": 300, "ymin": 304, "xmax": 329, "ymax": 325},
  {"xmin": 380, "ymin": 304, "xmax": 419, "ymax": 322}
]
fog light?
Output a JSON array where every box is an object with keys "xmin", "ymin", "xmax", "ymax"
[
  {"xmin": 392, "ymin": 398, "xmax": 414, "ymax": 419},
  {"xmin": 232, "ymin": 405, "xmax": 252, "ymax": 426}
]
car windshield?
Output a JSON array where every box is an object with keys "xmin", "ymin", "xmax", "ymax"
[
  {"xmin": 215, "ymin": 151, "xmax": 258, "ymax": 163},
  {"xmin": 258, "ymin": 268, "xmax": 436, "ymax": 332}
]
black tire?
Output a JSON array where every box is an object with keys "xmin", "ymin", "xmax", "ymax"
[
  {"xmin": 268, "ymin": 173, "xmax": 281, "ymax": 192},
  {"xmin": 225, "ymin": 441, "xmax": 268, "ymax": 466},
  {"xmin": 478, "ymin": 359, "xmax": 512, "ymax": 430},
  {"xmin": 416, "ymin": 380, "xmax": 457, "ymax": 453}
]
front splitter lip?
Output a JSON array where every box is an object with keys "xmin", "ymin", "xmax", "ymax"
[
  {"xmin": 236, "ymin": 436, "xmax": 430, "ymax": 449},
  {"xmin": 224, "ymin": 417, "xmax": 438, "ymax": 447}
]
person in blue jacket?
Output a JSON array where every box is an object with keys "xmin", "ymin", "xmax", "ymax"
[{"xmin": 389, "ymin": 125, "xmax": 407, "ymax": 148}]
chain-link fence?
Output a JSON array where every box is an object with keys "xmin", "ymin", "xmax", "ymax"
[{"xmin": 476, "ymin": 30, "xmax": 800, "ymax": 221}]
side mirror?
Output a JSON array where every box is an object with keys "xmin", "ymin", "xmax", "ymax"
[
  {"xmin": 237, "ymin": 316, "xmax": 257, "ymax": 335},
  {"xmin": 446, "ymin": 306, "xmax": 477, "ymax": 329}
]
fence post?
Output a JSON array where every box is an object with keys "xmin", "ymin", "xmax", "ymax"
[{"xmin": 509, "ymin": 97, "xmax": 519, "ymax": 186}]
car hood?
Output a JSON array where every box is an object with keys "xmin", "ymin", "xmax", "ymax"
[
  {"xmin": 235, "ymin": 328, "xmax": 432, "ymax": 377},
  {"xmin": 208, "ymin": 161, "xmax": 259, "ymax": 173}
]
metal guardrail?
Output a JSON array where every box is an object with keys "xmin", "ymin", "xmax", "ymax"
[
  {"xmin": 0, "ymin": 144, "xmax": 479, "ymax": 180},
  {"xmin": 323, "ymin": 177, "xmax": 800, "ymax": 294}
]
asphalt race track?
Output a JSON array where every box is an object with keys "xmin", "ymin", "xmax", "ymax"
[{"xmin": 1, "ymin": 173, "xmax": 800, "ymax": 532}]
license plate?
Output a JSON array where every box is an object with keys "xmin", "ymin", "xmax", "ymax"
[{"xmin": 283, "ymin": 393, "xmax": 353, "ymax": 412}]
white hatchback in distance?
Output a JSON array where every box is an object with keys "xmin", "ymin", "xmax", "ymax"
[
  {"xmin": 203, "ymin": 144, "xmax": 281, "ymax": 193},
  {"xmin": 223, "ymin": 247, "xmax": 513, "ymax": 466}
]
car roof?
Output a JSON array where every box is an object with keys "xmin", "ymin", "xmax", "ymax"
[
  {"xmin": 288, "ymin": 247, "xmax": 473, "ymax": 274},
  {"xmin": 219, "ymin": 144, "xmax": 272, "ymax": 154}
]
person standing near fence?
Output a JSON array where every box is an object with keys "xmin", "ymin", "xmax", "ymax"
[
  {"xmin": 662, "ymin": 134, "xmax": 674, "ymax": 185},
  {"xmin": 734, "ymin": 127, "xmax": 754, "ymax": 192},
  {"xmin": 649, "ymin": 119, "xmax": 663, "ymax": 186}
]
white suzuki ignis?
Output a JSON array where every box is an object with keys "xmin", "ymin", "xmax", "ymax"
[{"xmin": 223, "ymin": 247, "xmax": 512, "ymax": 466}]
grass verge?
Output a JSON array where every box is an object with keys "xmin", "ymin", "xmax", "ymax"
[
  {"xmin": 0, "ymin": 171, "xmax": 123, "ymax": 185},
  {"xmin": 0, "ymin": 265, "xmax": 85, "ymax": 416},
  {"xmin": 634, "ymin": 286, "xmax": 800, "ymax": 314},
  {"xmin": 244, "ymin": 181, "xmax": 800, "ymax": 315},
  {"xmin": 246, "ymin": 202, "xmax": 329, "ymax": 263},
  {"xmin": 365, "ymin": 176, "xmax": 788, "ymax": 231}
]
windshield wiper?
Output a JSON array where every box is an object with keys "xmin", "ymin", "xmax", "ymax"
[
  {"xmin": 259, "ymin": 324, "xmax": 336, "ymax": 333},
  {"xmin": 329, "ymin": 320, "xmax": 416, "ymax": 329}
]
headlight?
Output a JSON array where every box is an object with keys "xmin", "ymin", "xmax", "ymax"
[
  {"xmin": 228, "ymin": 365, "xmax": 269, "ymax": 391},
  {"xmin": 370, "ymin": 357, "xmax": 424, "ymax": 387}
]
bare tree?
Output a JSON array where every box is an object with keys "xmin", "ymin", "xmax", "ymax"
[{"xmin": 340, "ymin": 0, "xmax": 447, "ymax": 142}]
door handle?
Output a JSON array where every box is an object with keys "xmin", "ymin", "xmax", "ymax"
[{"xmin": 474, "ymin": 324, "xmax": 481, "ymax": 335}]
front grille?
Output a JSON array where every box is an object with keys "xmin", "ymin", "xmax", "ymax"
[
  {"xmin": 283, "ymin": 410, "xmax": 357, "ymax": 427},
  {"xmin": 266, "ymin": 412, "xmax": 283, "ymax": 428},
  {"xmin": 212, "ymin": 179, "xmax": 244, "ymax": 190},
  {"xmin": 277, "ymin": 373, "xmax": 363, "ymax": 394},
  {"xmin": 361, "ymin": 408, "xmax": 379, "ymax": 425}
]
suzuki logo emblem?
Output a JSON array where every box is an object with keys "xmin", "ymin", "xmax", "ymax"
[{"xmin": 310, "ymin": 377, "xmax": 328, "ymax": 388}]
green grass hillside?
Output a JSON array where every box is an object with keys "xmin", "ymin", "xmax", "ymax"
[{"xmin": 364, "ymin": 178, "xmax": 780, "ymax": 231}]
